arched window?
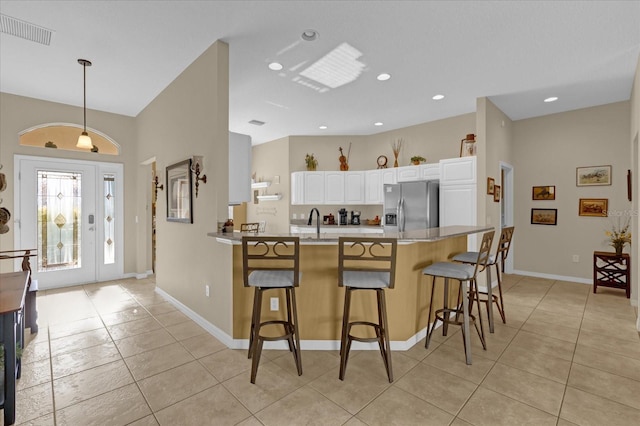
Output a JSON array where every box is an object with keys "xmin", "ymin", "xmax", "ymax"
[{"xmin": 19, "ymin": 123, "xmax": 120, "ymax": 155}]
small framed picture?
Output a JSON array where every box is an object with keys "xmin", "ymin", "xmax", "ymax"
[
  {"xmin": 166, "ymin": 159, "xmax": 193, "ymax": 223},
  {"xmin": 531, "ymin": 208, "xmax": 557, "ymax": 225},
  {"xmin": 578, "ymin": 198, "xmax": 608, "ymax": 217},
  {"xmin": 493, "ymin": 185, "xmax": 501, "ymax": 202},
  {"xmin": 532, "ymin": 185, "xmax": 555, "ymax": 200},
  {"xmin": 576, "ymin": 165, "xmax": 612, "ymax": 186},
  {"xmin": 487, "ymin": 177, "xmax": 495, "ymax": 195}
]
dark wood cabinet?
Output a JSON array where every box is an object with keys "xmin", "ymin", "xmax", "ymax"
[{"xmin": 593, "ymin": 251, "xmax": 630, "ymax": 298}]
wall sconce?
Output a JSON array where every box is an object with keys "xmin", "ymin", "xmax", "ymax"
[
  {"xmin": 191, "ymin": 156, "xmax": 207, "ymax": 198},
  {"xmin": 153, "ymin": 175, "xmax": 164, "ymax": 199}
]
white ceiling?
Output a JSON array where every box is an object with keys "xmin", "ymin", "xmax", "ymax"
[{"xmin": 1, "ymin": 1, "xmax": 639, "ymax": 145}]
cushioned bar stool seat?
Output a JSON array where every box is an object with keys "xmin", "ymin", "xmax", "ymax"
[
  {"xmin": 242, "ymin": 236, "xmax": 302, "ymax": 383},
  {"xmin": 422, "ymin": 230, "xmax": 494, "ymax": 365},
  {"xmin": 452, "ymin": 226, "xmax": 514, "ymax": 332},
  {"xmin": 338, "ymin": 237, "xmax": 397, "ymax": 383}
]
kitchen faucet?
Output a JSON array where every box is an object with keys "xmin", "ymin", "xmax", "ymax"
[{"xmin": 308, "ymin": 208, "xmax": 320, "ymax": 236}]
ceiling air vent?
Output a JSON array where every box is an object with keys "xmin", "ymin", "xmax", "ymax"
[
  {"xmin": 249, "ymin": 120, "xmax": 265, "ymax": 126},
  {"xmin": 0, "ymin": 13, "xmax": 53, "ymax": 46}
]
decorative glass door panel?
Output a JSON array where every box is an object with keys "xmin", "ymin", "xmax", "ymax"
[
  {"xmin": 103, "ymin": 174, "xmax": 115, "ymax": 265},
  {"xmin": 37, "ymin": 171, "xmax": 83, "ymax": 271},
  {"xmin": 17, "ymin": 156, "xmax": 123, "ymax": 288}
]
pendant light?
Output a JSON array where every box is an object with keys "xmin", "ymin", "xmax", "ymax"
[{"xmin": 76, "ymin": 59, "xmax": 93, "ymax": 149}]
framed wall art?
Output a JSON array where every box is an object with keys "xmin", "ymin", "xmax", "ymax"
[
  {"xmin": 578, "ymin": 198, "xmax": 608, "ymax": 217},
  {"xmin": 531, "ymin": 208, "xmax": 557, "ymax": 225},
  {"xmin": 532, "ymin": 185, "xmax": 555, "ymax": 200},
  {"xmin": 487, "ymin": 177, "xmax": 495, "ymax": 195},
  {"xmin": 493, "ymin": 185, "xmax": 501, "ymax": 202},
  {"xmin": 576, "ymin": 165, "xmax": 611, "ymax": 186},
  {"xmin": 166, "ymin": 159, "xmax": 193, "ymax": 223}
]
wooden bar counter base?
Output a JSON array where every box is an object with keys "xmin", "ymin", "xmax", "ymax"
[{"xmin": 211, "ymin": 225, "xmax": 493, "ymax": 348}]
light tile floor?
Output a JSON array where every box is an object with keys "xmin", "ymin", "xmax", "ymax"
[{"xmin": 5, "ymin": 274, "xmax": 640, "ymax": 425}]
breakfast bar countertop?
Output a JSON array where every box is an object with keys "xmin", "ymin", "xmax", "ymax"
[{"xmin": 210, "ymin": 225, "xmax": 493, "ymax": 244}]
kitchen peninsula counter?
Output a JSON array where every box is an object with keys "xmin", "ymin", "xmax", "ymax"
[{"xmin": 209, "ymin": 225, "xmax": 492, "ymax": 349}]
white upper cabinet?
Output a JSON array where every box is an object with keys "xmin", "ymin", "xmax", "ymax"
[
  {"xmin": 228, "ymin": 132, "xmax": 252, "ymax": 205},
  {"xmin": 304, "ymin": 171, "xmax": 325, "ymax": 204},
  {"xmin": 291, "ymin": 172, "xmax": 305, "ymax": 205},
  {"xmin": 381, "ymin": 168, "xmax": 397, "ymax": 186},
  {"xmin": 440, "ymin": 156, "xmax": 476, "ymax": 185},
  {"xmin": 345, "ymin": 171, "xmax": 365, "ymax": 204},
  {"xmin": 325, "ymin": 171, "xmax": 345, "ymax": 204},
  {"xmin": 365, "ymin": 170, "xmax": 382, "ymax": 204},
  {"xmin": 420, "ymin": 163, "xmax": 440, "ymax": 180},
  {"xmin": 396, "ymin": 165, "xmax": 421, "ymax": 182}
]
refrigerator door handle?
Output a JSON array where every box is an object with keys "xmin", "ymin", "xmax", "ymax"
[{"xmin": 399, "ymin": 197, "xmax": 405, "ymax": 232}]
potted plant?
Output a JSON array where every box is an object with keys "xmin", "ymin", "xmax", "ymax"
[
  {"xmin": 411, "ymin": 155, "xmax": 426, "ymax": 165},
  {"xmin": 305, "ymin": 153, "xmax": 318, "ymax": 171}
]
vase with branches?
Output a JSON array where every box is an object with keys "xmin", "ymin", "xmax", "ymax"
[
  {"xmin": 391, "ymin": 138, "xmax": 403, "ymax": 167},
  {"xmin": 605, "ymin": 217, "xmax": 632, "ymax": 255}
]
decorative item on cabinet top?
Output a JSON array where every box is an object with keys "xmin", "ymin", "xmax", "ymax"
[
  {"xmin": 338, "ymin": 145, "xmax": 350, "ymax": 171},
  {"xmin": 391, "ymin": 138, "xmax": 403, "ymax": 167},
  {"xmin": 376, "ymin": 155, "xmax": 388, "ymax": 169},
  {"xmin": 410, "ymin": 156, "xmax": 426, "ymax": 165},
  {"xmin": 305, "ymin": 153, "xmax": 318, "ymax": 171},
  {"xmin": 459, "ymin": 133, "xmax": 476, "ymax": 157}
]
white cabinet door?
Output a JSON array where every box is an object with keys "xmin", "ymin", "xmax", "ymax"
[
  {"xmin": 440, "ymin": 156, "xmax": 477, "ymax": 185},
  {"xmin": 420, "ymin": 163, "xmax": 440, "ymax": 180},
  {"xmin": 397, "ymin": 165, "xmax": 420, "ymax": 182},
  {"xmin": 365, "ymin": 170, "xmax": 382, "ymax": 204},
  {"xmin": 325, "ymin": 171, "xmax": 345, "ymax": 204},
  {"xmin": 381, "ymin": 168, "xmax": 397, "ymax": 185},
  {"xmin": 439, "ymin": 184, "xmax": 477, "ymax": 227},
  {"xmin": 345, "ymin": 171, "xmax": 365, "ymax": 204},
  {"xmin": 291, "ymin": 172, "xmax": 305, "ymax": 205},
  {"xmin": 304, "ymin": 171, "xmax": 325, "ymax": 204}
]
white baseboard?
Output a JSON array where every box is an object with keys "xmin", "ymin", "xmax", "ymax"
[
  {"xmin": 124, "ymin": 270, "xmax": 153, "ymax": 280},
  {"xmin": 153, "ymin": 287, "xmax": 460, "ymax": 352},
  {"xmin": 154, "ymin": 287, "xmax": 236, "ymax": 348},
  {"xmin": 512, "ymin": 269, "xmax": 591, "ymax": 285}
]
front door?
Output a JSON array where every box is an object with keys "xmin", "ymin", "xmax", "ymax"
[{"xmin": 16, "ymin": 155, "xmax": 123, "ymax": 289}]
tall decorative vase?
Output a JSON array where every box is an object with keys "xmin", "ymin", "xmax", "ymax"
[
  {"xmin": 615, "ymin": 243, "xmax": 623, "ymax": 256},
  {"xmin": 393, "ymin": 155, "xmax": 399, "ymax": 168}
]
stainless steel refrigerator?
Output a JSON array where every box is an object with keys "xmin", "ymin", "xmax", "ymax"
[{"xmin": 383, "ymin": 180, "xmax": 439, "ymax": 231}]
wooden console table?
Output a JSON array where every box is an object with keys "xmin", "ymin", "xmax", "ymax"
[
  {"xmin": 593, "ymin": 251, "xmax": 631, "ymax": 298},
  {"xmin": 0, "ymin": 270, "xmax": 29, "ymax": 425}
]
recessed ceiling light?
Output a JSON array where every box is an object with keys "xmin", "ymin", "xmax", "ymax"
[
  {"xmin": 374, "ymin": 122, "xmax": 383, "ymax": 126},
  {"xmin": 301, "ymin": 30, "xmax": 319, "ymax": 41},
  {"xmin": 432, "ymin": 94, "xmax": 445, "ymax": 100},
  {"xmin": 268, "ymin": 62, "xmax": 283, "ymax": 71},
  {"xmin": 544, "ymin": 96, "xmax": 558, "ymax": 103},
  {"xmin": 319, "ymin": 125, "xmax": 328, "ymax": 130},
  {"xmin": 377, "ymin": 73, "xmax": 391, "ymax": 81}
]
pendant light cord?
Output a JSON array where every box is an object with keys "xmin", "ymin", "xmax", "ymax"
[{"xmin": 83, "ymin": 61, "xmax": 87, "ymax": 132}]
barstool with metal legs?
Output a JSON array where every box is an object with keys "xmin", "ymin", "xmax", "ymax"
[
  {"xmin": 422, "ymin": 230, "xmax": 494, "ymax": 365},
  {"xmin": 452, "ymin": 226, "xmax": 514, "ymax": 332},
  {"xmin": 242, "ymin": 236, "xmax": 302, "ymax": 383},
  {"xmin": 338, "ymin": 237, "xmax": 397, "ymax": 383}
]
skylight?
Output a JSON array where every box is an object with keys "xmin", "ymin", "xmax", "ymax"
[{"xmin": 299, "ymin": 42, "xmax": 366, "ymax": 89}]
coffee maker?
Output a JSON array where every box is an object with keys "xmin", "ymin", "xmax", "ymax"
[
  {"xmin": 350, "ymin": 211, "xmax": 361, "ymax": 225},
  {"xmin": 338, "ymin": 208, "xmax": 348, "ymax": 226}
]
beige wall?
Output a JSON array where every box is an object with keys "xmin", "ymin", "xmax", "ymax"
[
  {"xmin": 0, "ymin": 92, "xmax": 137, "ymax": 274},
  {"xmin": 283, "ymin": 114, "xmax": 476, "ymax": 226},
  {"xmin": 246, "ymin": 136, "xmax": 291, "ymax": 233},
  {"xmin": 479, "ymin": 97, "xmax": 514, "ymax": 230},
  {"xmin": 135, "ymin": 41, "xmax": 233, "ymax": 334},
  {"xmin": 512, "ymin": 101, "xmax": 631, "ymax": 280}
]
